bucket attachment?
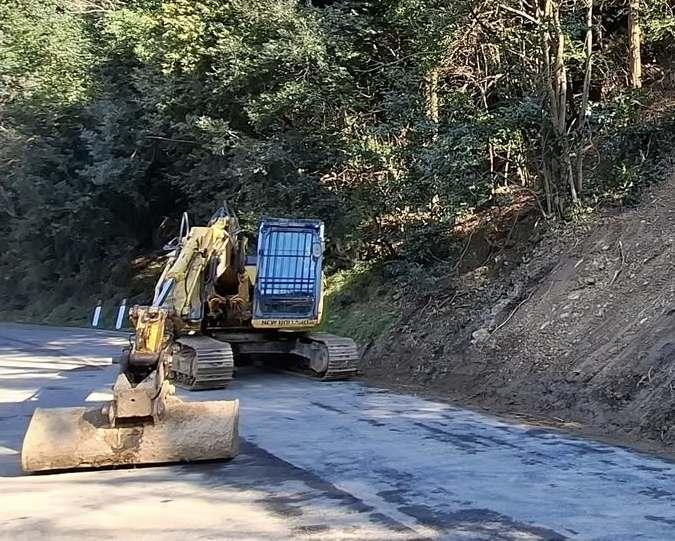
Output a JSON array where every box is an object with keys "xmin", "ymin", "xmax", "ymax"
[{"xmin": 21, "ymin": 396, "xmax": 239, "ymax": 473}]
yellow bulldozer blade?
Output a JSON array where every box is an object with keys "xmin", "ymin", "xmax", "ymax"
[{"xmin": 21, "ymin": 397, "xmax": 239, "ymax": 473}]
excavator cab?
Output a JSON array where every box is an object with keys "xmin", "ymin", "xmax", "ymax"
[{"xmin": 252, "ymin": 219, "xmax": 324, "ymax": 327}]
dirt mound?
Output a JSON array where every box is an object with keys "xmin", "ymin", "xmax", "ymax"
[{"xmin": 364, "ymin": 176, "xmax": 675, "ymax": 454}]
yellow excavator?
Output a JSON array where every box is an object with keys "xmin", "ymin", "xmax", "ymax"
[
  {"xmin": 120, "ymin": 206, "xmax": 359, "ymax": 391},
  {"xmin": 21, "ymin": 206, "xmax": 357, "ymax": 472}
]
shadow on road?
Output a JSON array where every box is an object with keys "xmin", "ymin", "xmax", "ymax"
[
  {"xmin": 0, "ymin": 329, "xmax": 428, "ymax": 541},
  {"xmin": 0, "ymin": 329, "xmax": 123, "ymax": 477}
]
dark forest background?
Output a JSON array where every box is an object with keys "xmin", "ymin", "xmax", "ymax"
[{"xmin": 1, "ymin": 0, "xmax": 673, "ymax": 323}]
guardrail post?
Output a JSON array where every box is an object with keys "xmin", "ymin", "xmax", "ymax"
[
  {"xmin": 91, "ymin": 300, "xmax": 103, "ymax": 328},
  {"xmin": 115, "ymin": 298, "xmax": 128, "ymax": 330}
]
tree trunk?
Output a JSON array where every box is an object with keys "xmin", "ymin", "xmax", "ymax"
[
  {"xmin": 575, "ymin": 0, "xmax": 594, "ymax": 194},
  {"xmin": 426, "ymin": 68, "xmax": 440, "ymax": 123},
  {"xmin": 628, "ymin": 0, "xmax": 642, "ymax": 89},
  {"xmin": 552, "ymin": 2, "xmax": 577, "ymax": 203},
  {"xmin": 540, "ymin": 0, "xmax": 555, "ymax": 210}
]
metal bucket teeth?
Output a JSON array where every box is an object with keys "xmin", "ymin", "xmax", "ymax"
[{"xmin": 21, "ymin": 397, "xmax": 239, "ymax": 473}]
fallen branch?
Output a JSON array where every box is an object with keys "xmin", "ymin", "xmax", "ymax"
[
  {"xmin": 436, "ymin": 291, "xmax": 459, "ymax": 311},
  {"xmin": 452, "ymin": 231, "xmax": 474, "ymax": 274},
  {"xmin": 609, "ymin": 240, "xmax": 625, "ymax": 286},
  {"xmin": 146, "ymin": 135, "xmax": 199, "ymax": 144},
  {"xmin": 492, "ymin": 288, "xmax": 537, "ymax": 334}
]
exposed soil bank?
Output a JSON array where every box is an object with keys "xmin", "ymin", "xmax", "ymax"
[{"xmin": 364, "ymin": 176, "xmax": 675, "ymax": 457}]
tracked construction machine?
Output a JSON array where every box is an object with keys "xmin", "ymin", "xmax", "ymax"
[
  {"xmin": 122, "ymin": 206, "xmax": 359, "ymax": 391},
  {"xmin": 21, "ymin": 206, "xmax": 357, "ymax": 472}
]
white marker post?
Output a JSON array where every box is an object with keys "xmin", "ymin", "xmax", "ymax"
[
  {"xmin": 91, "ymin": 300, "xmax": 103, "ymax": 328},
  {"xmin": 115, "ymin": 298, "xmax": 128, "ymax": 330}
]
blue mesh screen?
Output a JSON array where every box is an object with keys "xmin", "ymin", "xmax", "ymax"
[{"xmin": 255, "ymin": 226, "xmax": 321, "ymax": 318}]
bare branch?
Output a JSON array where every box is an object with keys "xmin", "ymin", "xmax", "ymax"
[{"xmin": 498, "ymin": 3, "xmax": 540, "ymax": 25}]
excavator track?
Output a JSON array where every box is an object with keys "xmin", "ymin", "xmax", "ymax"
[
  {"xmin": 171, "ymin": 336, "xmax": 234, "ymax": 390},
  {"xmin": 300, "ymin": 332, "xmax": 360, "ymax": 380}
]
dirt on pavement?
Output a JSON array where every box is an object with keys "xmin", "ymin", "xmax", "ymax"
[{"xmin": 364, "ymin": 175, "xmax": 675, "ymax": 456}]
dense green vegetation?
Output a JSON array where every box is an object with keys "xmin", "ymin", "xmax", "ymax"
[{"xmin": 1, "ymin": 0, "xmax": 673, "ymax": 324}]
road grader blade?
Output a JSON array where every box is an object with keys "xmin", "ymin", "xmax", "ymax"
[{"xmin": 21, "ymin": 396, "xmax": 239, "ymax": 473}]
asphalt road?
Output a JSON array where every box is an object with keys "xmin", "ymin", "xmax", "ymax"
[{"xmin": 0, "ymin": 323, "xmax": 674, "ymax": 540}]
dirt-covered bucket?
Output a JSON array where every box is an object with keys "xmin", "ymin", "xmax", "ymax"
[{"xmin": 21, "ymin": 397, "xmax": 239, "ymax": 472}]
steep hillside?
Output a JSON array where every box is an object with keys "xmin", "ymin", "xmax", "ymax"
[{"xmin": 364, "ymin": 174, "xmax": 675, "ymax": 454}]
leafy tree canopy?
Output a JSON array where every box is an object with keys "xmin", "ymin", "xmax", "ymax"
[{"xmin": 0, "ymin": 0, "xmax": 673, "ymax": 320}]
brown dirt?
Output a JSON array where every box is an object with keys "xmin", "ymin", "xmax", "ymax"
[{"xmin": 364, "ymin": 175, "xmax": 675, "ymax": 457}]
